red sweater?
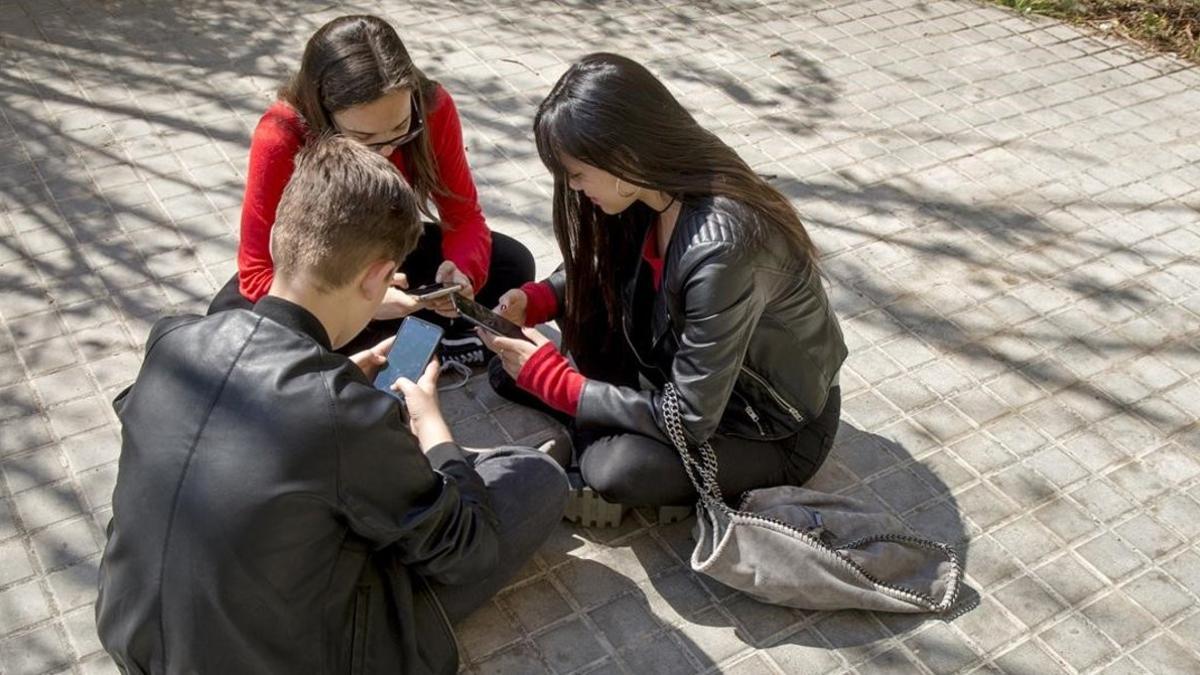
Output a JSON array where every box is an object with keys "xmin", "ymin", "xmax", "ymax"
[
  {"xmin": 236, "ymin": 85, "xmax": 491, "ymax": 301},
  {"xmin": 517, "ymin": 229, "xmax": 664, "ymax": 416}
]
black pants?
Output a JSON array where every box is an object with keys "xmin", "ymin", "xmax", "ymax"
[
  {"xmin": 207, "ymin": 225, "xmax": 535, "ymax": 354},
  {"xmin": 488, "ymin": 357, "xmax": 842, "ymax": 507},
  {"xmin": 427, "ymin": 446, "xmax": 568, "ymax": 624}
]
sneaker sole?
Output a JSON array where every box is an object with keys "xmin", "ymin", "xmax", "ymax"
[{"xmin": 564, "ymin": 471, "xmax": 627, "ymax": 528}]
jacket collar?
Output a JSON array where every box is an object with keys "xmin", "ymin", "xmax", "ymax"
[{"xmin": 253, "ymin": 295, "xmax": 332, "ymax": 350}]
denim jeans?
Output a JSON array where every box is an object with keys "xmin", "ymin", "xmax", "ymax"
[{"xmin": 427, "ymin": 446, "xmax": 568, "ymax": 624}]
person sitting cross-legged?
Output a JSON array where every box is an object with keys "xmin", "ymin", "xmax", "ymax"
[{"xmin": 95, "ymin": 136, "xmax": 567, "ymax": 675}]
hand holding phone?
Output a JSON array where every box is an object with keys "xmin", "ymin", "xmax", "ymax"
[
  {"xmin": 450, "ymin": 293, "xmax": 530, "ymax": 342},
  {"xmin": 373, "ymin": 317, "xmax": 444, "ymax": 401}
]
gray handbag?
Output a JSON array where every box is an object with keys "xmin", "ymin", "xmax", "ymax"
[{"xmin": 662, "ymin": 383, "xmax": 963, "ymax": 613}]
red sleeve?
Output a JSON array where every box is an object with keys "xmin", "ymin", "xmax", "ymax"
[
  {"xmin": 427, "ymin": 86, "xmax": 491, "ymax": 292},
  {"xmin": 236, "ymin": 103, "xmax": 306, "ymax": 302},
  {"xmin": 516, "ymin": 343, "xmax": 584, "ymax": 417},
  {"xmin": 519, "ymin": 281, "xmax": 558, "ymax": 327}
]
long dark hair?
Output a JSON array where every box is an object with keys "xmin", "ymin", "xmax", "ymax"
[
  {"xmin": 280, "ymin": 15, "xmax": 445, "ymax": 219},
  {"xmin": 533, "ymin": 52, "xmax": 820, "ymax": 358}
]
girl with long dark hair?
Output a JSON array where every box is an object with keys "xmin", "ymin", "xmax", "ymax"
[
  {"xmin": 481, "ymin": 53, "xmax": 848, "ymax": 521},
  {"xmin": 208, "ymin": 14, "xmax": 534, "ymax": 362}
]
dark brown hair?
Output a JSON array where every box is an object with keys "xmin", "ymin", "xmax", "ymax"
[
  {"xmin": 280, "ymin": 14, "xmax": 445, "ymax": 219},
  {"xmin": 272, "ymin": 136, "xmax": 421, "ymax": 291},
  {"xmin": 534, "ymin": 53, "xmax": 820, "ymax": 357}
]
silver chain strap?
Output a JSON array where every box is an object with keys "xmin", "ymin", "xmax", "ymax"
[{"xmin": 662, "ymin": 383, "xmax": 725, "ymax": 505}]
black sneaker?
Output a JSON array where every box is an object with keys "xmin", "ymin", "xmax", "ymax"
[{"xmin": 438, "ymin": 333, "xmax": 487, "ymax": 368}]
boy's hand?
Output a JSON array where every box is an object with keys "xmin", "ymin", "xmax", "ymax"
[
  {"xmin": 349, "ymin": 335, "xmax": 395, "ymax": 380},
  {"xmin": 374, "ymin": 273, "xmax": 423, "ymax": 320},
  {"xmin": 394, "ymin": 359, "xmax": 452, "ymax": 450}
]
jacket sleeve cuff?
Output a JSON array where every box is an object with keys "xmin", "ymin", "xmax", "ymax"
[
  {"xmin": 515, "ymin": 342, "xmax": 584, "ymax": 416},
  {"xmin": 424, "ymin": 441, "xmax": 468, "ymax": 470},
  {"xmin": 520, "ymin": 281, "xmax": 559, "ymax": 326}
]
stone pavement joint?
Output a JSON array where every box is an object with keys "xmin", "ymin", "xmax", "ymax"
[{"xmin": 1, "ymin": 1, "xmax": 1199, "ymax": 673}]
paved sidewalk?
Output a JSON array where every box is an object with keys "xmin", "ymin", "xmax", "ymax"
[{"xmin": 2, "ymin": 1, "xmax": 1199, "ymax": 673}]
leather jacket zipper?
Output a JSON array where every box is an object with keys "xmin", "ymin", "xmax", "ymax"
[
  {"xmin": 741, "ymin": 366, "xmax": 807, "ymax": 424},
  {"xmin": 415, "ymin": 575, "xmax": 460, "ymax": 659}
]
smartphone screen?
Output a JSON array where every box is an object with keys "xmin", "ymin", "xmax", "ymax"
[
  {"xmin": 373, "ymin": 317, "xmax": 444, "ymax": 400},
  {"xmin": 409, "ymin": 282, "xmax": 463, "ymax": 301},
  {"xmin": 451, "ymin": 293, "xmax": 529, "ymax": 341}
]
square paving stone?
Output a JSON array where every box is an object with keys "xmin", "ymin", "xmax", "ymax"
[
  {"xmin": 722, "ymin": 593, "xmax": 802, "ymax": 645},
  {"xmin": 554, "ymin": 559, "xmax": 638, "ymax": 611},
  {"xmin": 992, "ymin": 516, "xmax": 1062, "ymax": 567},
  {"xmin": 1033, "ymin": 552, "xmax": 1108, "ymax": 606},
  {"xmin": 2, "ymin": 446, "xmax": 69, "ymax": 494},
  {"xmin": 762, "ymin": 629, "xmax": 843, "ymax": 674},
  {"xmin": 456, "ymin": 601, "xmax": 521, "ymax": 661},
  {"xmin": 1122, "ymin": 569, "xmax": 1194, "ymax": 623},
  {"xmin": 45, "ymin": 559, "xmax": 99, "ymax": 613},
  {"xmin": 1132, "ymin": 635, "xmax": 1199, "ymax": 675},
  {"xmin": 13, "ymin": 482, "xmax": 86, "ymax": 530},
  {"xmin": 1039, "ymin": 614, "xmax": 1118, "ymax": 672},
  {"xmin": 994, "ymin": 639, "xmax": 1066, "ymax": 675},
  {"xmin": 1032, "ymin": 496, "xmax": 1100, "ymax": 544},
  {"xmin": 949, "ymin": 595, "xmax": 1023, "ymax": 655},
  {"xmin": 470, "ymin": 642, "xmax": 551, "ymax": 675},
  {"xmin": 957, "ymin": 483, "xmax": 1020, "ymax": 531},
  {"xmin": 903, "ymin": 622, "xmax": 978, "ymax": 673},
  {"xmin": 58, "ymin": 427, "xmax": 121, "ymax": 473},
  {"xmin": 674, "ymin": 608, "xmax": 749, "ymax": 666},
  {"xmin": 0, "ymin": 623, "xmax": 72, "ymax": 675},
  {"xmin": 533, "ymin": 618, "xmax": 608, "ymax": 674},
  {"xmin": 620, "ymin": 631, "xmax": 697, "ymax": 675},
  {"xmin": 0, "ymin": 579, "xmax": 53, "ymax": 636},
  {"xmin": 1150, "ymin": 493, "xmax": 1200, "ymax": 541},
  {"xmin": 951, "ymin": 434, "xmax": 1017, "ymax": 475},
  {"xmin": 641, "ymin": 568, "xmax": 713, "ymax": 626},
  {"xmin": 45, "ymin": 397, "xmax": 111, "ymax": 438},
  {"xmin": 31, "ymin": 517, "xmax": 99, "ymax": 572},
  {"xmin": 588, "ymin": 594, "xmax": 661, "ymax": 652},
  {"xmin": 1076, "ymin": 532, "xmax": 1147, "ymax": 583},
  {"xmin": 989, "ymin": 464, "xmax": 1057, "ymax": 508},
  {"xmin": 1081, "ymin": 591, "xmax": 1159, "ymax": 648},
  {"xmin": 63, "ymin": 604, "xmax": 103, "ymax": 659},
  {"xmin": 1070, "ymin": 480, "xmax": 1136, "ymax": 523},
  {"xmin": 500, "ymin": 578, "xmax": 573, "ymax": 633},
  {"xmin": 1115, "ymin": 514, "xmax": 1185, "ymax": 560},
  {"xmin": 994, "ymin": 575, "xmax": 1068, "ymax": 629}
]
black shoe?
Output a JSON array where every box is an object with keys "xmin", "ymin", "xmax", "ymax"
[{"xmin": 438, "ymin": 333, "xmax": 487, "ymax": 368}]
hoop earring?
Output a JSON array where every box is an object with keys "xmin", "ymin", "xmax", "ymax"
[{"xmin": 615, "ymin": 177, "xmax": 640, "ymax": 199}]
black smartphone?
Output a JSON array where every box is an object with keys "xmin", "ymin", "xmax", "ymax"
[
  {"xmin": 408, "ymin": 282, "xmax": 463, "ymax": 301},
  {"xmin": 450, "ymin": 293, "xmax": 530, "ymax": 341},
  {"xmin": 373, "ymin": 316, "xmax": 444, "ymax": 400}
]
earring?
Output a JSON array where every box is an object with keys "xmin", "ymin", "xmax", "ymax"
[{"xmin": 615, "ymin": 177, "xmax": 640, "ymax": 199}]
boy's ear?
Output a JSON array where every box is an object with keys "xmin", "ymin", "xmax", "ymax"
[{"xmin": 360, "ymin": 259, "xmax": 397, "ymax": 301}]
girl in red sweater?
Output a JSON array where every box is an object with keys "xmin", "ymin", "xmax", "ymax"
[{"xmin": 208, "ymin": 14, "xmax": 533, "ymax": 362}]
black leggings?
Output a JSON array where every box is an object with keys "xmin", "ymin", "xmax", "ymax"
[
  {"xmin": 488, "ymin": 358, "xmax": 842, "ymax": 507},
  {"xmin": 207, "ymin": 225, "xmax": 535, "ymax": 353}
]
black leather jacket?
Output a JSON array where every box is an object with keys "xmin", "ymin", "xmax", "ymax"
[
  {"xmin": 96, "ymin": 297, "xmax": 494, "ymax": 674},
  {"xmin": 550, "ymin": 196, "xmax": 846, "ymax": 444}
]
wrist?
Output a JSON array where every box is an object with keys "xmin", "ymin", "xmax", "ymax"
[{"xmin": 413, "ymin": 416, "xmax": 452, "ymax": 450}]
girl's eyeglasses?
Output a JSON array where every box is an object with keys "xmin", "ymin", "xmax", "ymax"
[{"xmin": 355, "ymin": 96, "xmax": 424, "ymax": 151}]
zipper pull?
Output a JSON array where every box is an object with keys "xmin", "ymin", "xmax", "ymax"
[{"xmin": 744, "ymin": 405, "xmax": 765, "ymax": 435}]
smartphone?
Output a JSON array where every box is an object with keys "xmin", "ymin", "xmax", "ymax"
[
  {"xmin": 373, "ymin": 316, "xmax": 444, "ymax": 400},
  {"xmin": 409, "ymin": 282, "xmax": 463, "ymax": 302},
  {"xmin": 450, "ymin": 293, "xmax": 530, "ymax": 341}
]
